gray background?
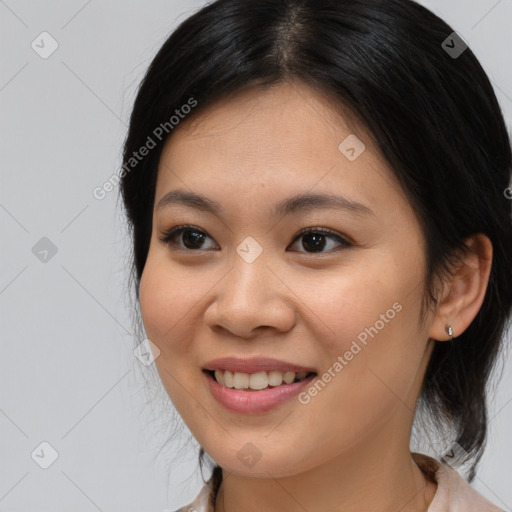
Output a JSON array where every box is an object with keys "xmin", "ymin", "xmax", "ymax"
[{"xmin": 1, "ymin": 1, "xmax": 511, "ymax": 511}]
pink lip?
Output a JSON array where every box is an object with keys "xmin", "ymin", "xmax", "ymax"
[
  {"xmin": 203, "ymin": 356, "xmax": 316, "ymax": 374},
  {"xmin": 203, "ymin": 370, "xmax": 317, "ymax": 414}
]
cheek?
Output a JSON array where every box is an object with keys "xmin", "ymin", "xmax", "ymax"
[
  {"xmin": 139, "ymin": 262, "xmax": 169, "ymax": 345},
  {"xmin": 289, "ymin": 259, "xmax": 405, "ymax": 357},
  {"xmin": 138, "ymin": 258, "xmax": 201, "ymax": 355},
  {"xmin": 293, "ymin": 260, "xmax": 426, "ymax": 433},
  {"xmin": 138, "ymin": 259, "xmax": 204, "ymax": 411}
]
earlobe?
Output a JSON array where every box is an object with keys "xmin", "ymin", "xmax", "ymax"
[{"xmin": 429, "ymin": 234, "xmax": 493, "ymax": 342}]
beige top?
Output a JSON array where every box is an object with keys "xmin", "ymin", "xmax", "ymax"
[{"xmin": 173, "ymin": 453, "xmax": 504, "ymax": 512}]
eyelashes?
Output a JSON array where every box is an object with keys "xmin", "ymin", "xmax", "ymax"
[
  {"xmin": 159, "ymin": 224, "xmax": 216, "ymax": 250},
  {"xmin": 158, "ymin": 224, "xmax": 353, "ymax": 254}
]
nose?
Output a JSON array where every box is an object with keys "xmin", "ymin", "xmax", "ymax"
[{"xmin": 203, "ymin": 253, "xmax": 296, "ymax": 339}]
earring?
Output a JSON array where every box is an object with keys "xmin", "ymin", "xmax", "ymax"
[{"xmin": 445, "ymin": 324, "xmax": 454, "ymax": 341}]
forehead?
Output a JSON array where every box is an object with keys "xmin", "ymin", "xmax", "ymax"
[
  {"xmin": 163, "ymin": 82, "xmax": 370, "ymax": 159},
  {"xmin": 155, "ymin": 81, "xmax": 399, "ymax": 212}
]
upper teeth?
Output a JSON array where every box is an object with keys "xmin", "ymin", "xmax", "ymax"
[{"xmin": 214, "ymin": 370, "xmax": 309, "ymax": 390}]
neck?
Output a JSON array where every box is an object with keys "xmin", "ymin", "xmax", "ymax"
[{"xmin": 214, "ymin": 424, "xmax": 437, "ymax": 512}]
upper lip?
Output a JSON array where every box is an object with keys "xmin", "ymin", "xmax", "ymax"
[{"xmin": 203, "ymin": 356, "xmax": 316, "ymax": 374}]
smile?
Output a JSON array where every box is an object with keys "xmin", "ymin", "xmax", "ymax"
[
  {"xmin": 203, "ymin": 369, "xmax": 317, "ymax": 413},
  {"xmin": 208, "ymin": 369, "xmax": 315, "ymax": 390}
]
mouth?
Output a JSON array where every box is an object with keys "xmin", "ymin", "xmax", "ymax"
[
  {"xmin": 203, "ymin": 369, "xmax": 317, "ymax": 391},
  {"xmin": 202, "ymin": 367, "xmax": 318, "ymax": 413}
]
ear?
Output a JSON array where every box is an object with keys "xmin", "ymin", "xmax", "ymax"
[{"xmin": 429, "ymin": 234, "xmax": 493, "ymax": 341}]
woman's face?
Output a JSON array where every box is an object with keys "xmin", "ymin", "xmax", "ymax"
[{"xmin": 139, "ymin": 81, "xmax": 436, "ymax": 477}]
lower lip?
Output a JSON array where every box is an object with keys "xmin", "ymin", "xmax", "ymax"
[{"xmin": 203, "ymin": 370, "xmax": 317, "ymax": 414}]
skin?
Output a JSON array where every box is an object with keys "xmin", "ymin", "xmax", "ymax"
[{"xmin": 138, "ymin": 81, "xmax": 493, "ymax": 512}]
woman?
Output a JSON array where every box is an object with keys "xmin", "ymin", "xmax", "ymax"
[{"xmin": 119, "ymin": 0, "xmax": 512, "ymax": 510}]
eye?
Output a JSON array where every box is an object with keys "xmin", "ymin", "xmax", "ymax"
[
  {"xmin": 158, "ymin": 224, "xmax": 218, "ymax": 251},
  {"xmin": 288, "ymin": 227, "xmax": 352, "ymax": 253},
  {"xmin": 158, "ymin": 225, "xmax": 352, "ymax": 253}
]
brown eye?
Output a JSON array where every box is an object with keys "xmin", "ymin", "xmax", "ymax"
[
  {"xmin": 289, "ymin": 227, "xmax": 352, "ymax": 254},
  {"xmin": 159, "ymin": 225, "xmax": 218, "ymax": 250},
  {"xmin": 159, "ymin": 225, "xmax": 351, "ymax": 254}
]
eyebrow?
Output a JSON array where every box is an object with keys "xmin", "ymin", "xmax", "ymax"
[{"xmin": 156, "ymin": 189, "xmax": 375, "ymax": 218}]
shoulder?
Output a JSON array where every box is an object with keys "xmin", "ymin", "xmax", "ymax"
[
  {"xmin": 171, "ymin": 455, "xmax": 505, "ymax": 512},
  {"xmin": 171, "ymin": 477, "xmax": 215, "ymax": 512},
  {"xmin": 412, "ymin": 452, "xmax": 504, "ymax": 512}
]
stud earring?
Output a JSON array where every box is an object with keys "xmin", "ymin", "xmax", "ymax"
[{"xmin": 445, "ymin": 324, "xmax": 454, "ymax": 341}]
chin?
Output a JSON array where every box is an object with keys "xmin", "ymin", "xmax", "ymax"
[{"xmin": 207, "ymin": 446, "xmax": 316, "ymax": 479}]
